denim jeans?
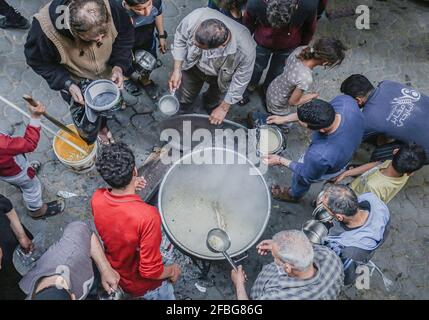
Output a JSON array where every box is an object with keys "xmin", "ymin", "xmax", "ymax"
[
  {"xmin": 138, "ymin": 281, "xmax": 176, "ymax": 300},
  {"xmin": 249, "ymin": 45, "xmax": 293, "ymax": 91},
  {"xmin": 290, "ymin": 155, "xmax": 348, "ymax": 199}
]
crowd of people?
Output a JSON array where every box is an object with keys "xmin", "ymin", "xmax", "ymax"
[{"xmin": 0, "ymin": 0, "xmax": 428, "ymax": 300}]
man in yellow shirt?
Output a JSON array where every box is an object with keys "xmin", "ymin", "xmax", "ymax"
[{"xmin": 335, "ymin": 144, "xmax": 426, "ymax": 203}]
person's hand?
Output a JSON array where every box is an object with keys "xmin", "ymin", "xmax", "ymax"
[
  {"xmin": 267, "ymin": 115, "xmax": 287, "ymax": 125},
  {"xmin": 168, "ymin": 264, "xmax": 182, "ymax": 284},
  {"xmin": 168, "ymin": 70, "xmax": 182, "ymax": 92},
  {"xmin": 308, "ymin": 93, "xmax": 319, "ymax": 100},
  {"xmin": 256, "ymin": 239, "xmax": 273, "ymax": 256},
  {"xmin": 18, "ymin": 235, "xmax": 34, "ymax": 254},
  {"xmin": 159, "ymin": 38, "xmax": 167, "ymax": 54},
  {"xmin": 135, "ymin": 176, "xmax": 147, "ymax": 191},
  {"xmin": 27, "ymin": 101, "xmax": 46, "ymax": 119},
  {"xmin": 111, "ymin": 66, "xmax": 124, "ymax": 89},
  {"xmin": 69, "ymin": 84, "xmax": 85, "ymax": 105},
  {"xmin": 333, "ymin": 171, "xmax": 349, "ymax": 184},
  {"xmin": 231, "ymin": 265, "xmax": 247, "ymax": 287},
  {"xmin": 262, "ymin": 155, "xmax": 283, "ymax": 166},
  {"xmin": 101, "ymin": 267, "xmax": 120, "ymax": 294},
  {"xmin": 209, "ymin": 103, "xmax": 230, "ymax": 125}
]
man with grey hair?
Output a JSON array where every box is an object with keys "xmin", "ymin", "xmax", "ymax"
[
  {"xmin": 169, "ymin": 7, "xmax": 256, "ymax": 125},
  {"xmin": 318, "ymin": 184, "xmax": 390, "ymax": 285},
  {"xmin": 231, "ymin": 230, "xmax": 343, "ymax": 300}
]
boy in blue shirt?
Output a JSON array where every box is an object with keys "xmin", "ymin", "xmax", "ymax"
[{"xmin": 121, "ymin": 0, "xmax": 167, "ymax": 100}]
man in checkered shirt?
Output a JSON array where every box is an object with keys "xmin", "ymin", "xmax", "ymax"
[{"xmin": 231, "ymin": 230, "xmax": 344, "ymax": 300}]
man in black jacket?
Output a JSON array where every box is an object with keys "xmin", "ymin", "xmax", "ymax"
[{"xmin": 24, "ymin": 0, "xmax": 134, "ymax": 144}]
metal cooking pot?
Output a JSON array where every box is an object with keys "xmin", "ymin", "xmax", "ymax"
[
  {"xmin": 302, "ymin": 219, "xmax": 328, "ymax": 245},
  {"xmin": 84, "ymin": 79, "xmax": 122, "ymax": 123},
  {"xmin": 312, "ymin": 190, "xmax": 334, "ymax": 223},
  {"xmin": 133, "ymin": 50, "xmax": 157, "ymax": 77},
  {"xmin": 158, "ymin": 147, "xmax": 271, "ymax": 260},
  {"xmin": 158, "ymin": 90, "xmax": 179, "ymax": 116},
  {"xmin": 256, "ymin": 125, "xmax": 286, "ymax": 155}
]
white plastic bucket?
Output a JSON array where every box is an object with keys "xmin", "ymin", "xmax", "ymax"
[{"xmin": 52, "ymin": 124, "xmax": 98, "ymax": 173}]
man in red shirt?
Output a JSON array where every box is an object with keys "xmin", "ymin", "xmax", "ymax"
[
  {"xmin": 0, "ymin": 101, "xmax": 64, "ymax": 218},
  {"xmin": 91, "ymin": 142, "xmax": 181, "ymax": 299},
  {"xmin": 241, "ymin": 0, "xmax": 318, "ymax": 104}
]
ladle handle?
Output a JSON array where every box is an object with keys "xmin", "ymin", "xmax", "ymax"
[{"xmin": 223, "ymin": 252, "xmax": 238, "ymax": 272}]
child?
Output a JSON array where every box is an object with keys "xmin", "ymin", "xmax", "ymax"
[
  {"xmin": 248, "ymin": 37, "xmax": 346, "ymax": 128},
  {"xmin": 0, "ymin": 101, "xmax": 65, "ymax": 218},
  {"xmin": 208, "ymin": 0, "xmax": 247, "ymax": 24},
  {"xmin": 335, "ymin": 144, "xmax": 427, "ymax": 204},
  {"xmin": 122, "ymin": 0, "xmax": 167, "ymax": 100}
]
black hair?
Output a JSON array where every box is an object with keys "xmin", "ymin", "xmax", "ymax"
[
  {"xmin": 195, "ymin": 19, "xmax": 230, "ymax": 49},
  {"xmin": 298, "ymin": 38, "xmax": 347, "ymax": 67},
  {"xmin": 221, "ymin": 0, "xmax": 248, "ymax": 11},
  {"xmin": 266, "ymin": 0, "xmax": 298, "ymax": 28},
  {"xmin": 340, "ymin": 74, "xmax": 375, "ymax": 99},
  {"xmin": 124, "ymin": 0, "xmax": 151, "ymax": 6},
  {"xmin": 96, "ymin": 142, "xmax": 136, "ymax": 189},
  {"xmin": 297, "ymin": 99, "xmax": 336, "ymax": 130},
  {"xmin": 392, "ymin": 144, "xmax": 427, "ymax": 175},
  {"xmin": 324, "ymin": 184, "xmax": 359, "ymax": 217}
]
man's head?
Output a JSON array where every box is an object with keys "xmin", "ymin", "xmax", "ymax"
[
  {"xmin": 69, "ymin": 0, "xmax": 110, "ymax": 44},
  {"xmin": 271, "ymin": 230, "xmax": 314, "ymax": 277},
  {"xmin": 266, "ymin": 0, "xmax": 299, "ymax": 28},
  {"xmin": 392, "ymin": 144, "xmax": 427, "ymax": 176},
  {"xmin": 124, "ymin": 0, "xmax": 153, "ymax": 16},
  {"xmin": 297, "ymin": 99, "xmax": 336, "ymax": 133},
  {"xmin": 32, "ymin": 286, "xmax": 74, "ymax": 300},
  {"xmin": 194, "ymin": 19, "xmax": 231, "ymax": 49},
  {"xmin": 340, "ymin": 74, "xmax": 375, "ymax": 107},
  {"xmin": 320, "ymin": 184, "xmax": 359, "ymax": 222},
  {"xmin": 96, "ymin": 142, "xmax": 137, "ymax": 190}
]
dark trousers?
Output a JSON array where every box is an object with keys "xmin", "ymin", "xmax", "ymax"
[{"xmin": 249, "ymin": 45, "xmax": 293, "ymax": 92}]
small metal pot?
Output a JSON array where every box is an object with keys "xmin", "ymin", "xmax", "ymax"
[
  {"xmin": 312, "ymin": 191, "xmax": 334, "ymax": 223},
  {"xmin": 302, "ymin": 220, "xmax": 328, "ymax": 245},
  {"xmin": 158, "ymin": 90, "xmax": 179, "ymax": 116},
  {"xmin": 256, "ymin": 125, "xmax": 286, "ymax": 155},
  {"xmin": 133, "ymin": 50, "xmax": 157, "ymax": 77}
]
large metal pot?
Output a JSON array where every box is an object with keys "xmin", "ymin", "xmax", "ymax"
[{"xmin": 158, "ymin": 147, "xmax": 271, "ymax": 260}]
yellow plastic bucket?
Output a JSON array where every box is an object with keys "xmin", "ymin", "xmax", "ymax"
[{"xmin": 53, "ymin": 124, "xmax": 97, "ymax": 173}]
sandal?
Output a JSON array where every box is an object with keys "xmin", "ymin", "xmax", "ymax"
[
  {"xmin": 124, "ymin": 79, "xmax": 141, "ymax": 96},
  {"xmin": 271, "ymin": 185, "xmax": 300, "ymax": 203},
  {"xmin": 238, "ymin": 89, "xmax": 251, "ymax": 106},
  {"xmin": 32, "ymin": 199, "xmax": 65, "ymax": 220},
  {"xmin": 97, "ymin": 131, "xmax": 115, "ymax": 146}
]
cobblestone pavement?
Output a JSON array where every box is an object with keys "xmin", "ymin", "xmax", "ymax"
[{"xmin": 0, "ymin": 0, "xmax": 428, "ymax": 300}]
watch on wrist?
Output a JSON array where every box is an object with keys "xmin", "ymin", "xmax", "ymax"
[{"xmin": 157, "ymin": 31, "xmax": 168, "ymax": 39}]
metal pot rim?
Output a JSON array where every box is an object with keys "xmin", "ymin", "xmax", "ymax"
[
  {"xmin": 257, "ymin": 125, "xmax": 285, "ymax": 155},
  {"xmin": 158, "ymin": 147, "xmax": 271, "ymax": 260}
]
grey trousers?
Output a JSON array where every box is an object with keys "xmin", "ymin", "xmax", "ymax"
[
  {"xmin": 0, "ymin": 169, "xmax": 43, "ymax": 211},
  {"xmin": 178, "ymin": 66, "xmax": 225, "ymax": 111}
]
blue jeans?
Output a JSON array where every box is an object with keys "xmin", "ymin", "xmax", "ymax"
[
  {"xmin": 139, "ymin": 281, "xmax": 175, "ymax": 300},
  {"xmin": 249, "ymin": 45, "xmax": 293, "ymax": 91},
  {"xmin": 290, "ymin": 156, "xmax": 348, "ymax": 199}
]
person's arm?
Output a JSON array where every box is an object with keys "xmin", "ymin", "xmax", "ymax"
[
  {"xmin": 0, "ymin": 102, "xmax": 45, "ymax": 156},
  {"xmin": 90, "ymin": 233, "xmax": 120, "ymax": 294},
  {"xmin": 231, "ymin": 266, "xmax": 249, "ymax": 300},
  {"xmin": 288, "ymin": 87, "xmax": 318, "ymax": 106},
  {"xmin": 155, "ymin": 14, "xmax": 167, "ymax": 54},
  {"xmin": 169, "ymin": 16, "xmax": 191, "ymax": 91},
  {"xmin": 6, "ymin": 209, "xmax": 33, "ymax": 253},
  {"xmin": 289, "ymin": 150, "xmax": 331, "ymax": 181},
  {"xmin": 334, "ymin": 161, "xmax": 382, "ymax": 183},
  {"xmin": 267, "ymin": 112, "xmax": 299, "ymax": 125},
  {"xmin": 138, "ymin": 213, "xmax": 181, "ymax": 283},
  {"xmin": 108, "ymin": 0, "xmax": 135, "ymax": 77},
  {"xmin": 24, "ymin": 20, "xmax": 73, "ymax": 91},
  {"xmin": 242, "ymin": 1, "xmax": 258, "ymax": 34}
]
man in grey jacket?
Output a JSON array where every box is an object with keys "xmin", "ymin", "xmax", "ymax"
[{"xmin": 169, "ymin": 7, "xmax": 256, "ymax": 125}]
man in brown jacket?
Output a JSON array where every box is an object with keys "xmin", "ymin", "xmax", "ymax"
[{"xmin": 24, "ymin": 0, "xmax": 134, "ymax": 144}]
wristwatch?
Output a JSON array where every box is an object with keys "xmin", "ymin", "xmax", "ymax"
[{"xmin": 157, "ymin": 31, "xmax": 168, "ymax": 39}]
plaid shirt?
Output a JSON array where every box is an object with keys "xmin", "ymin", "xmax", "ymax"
[{"xmin": 250, "ymin": 245, "xmax": 344, "ymax": 300}]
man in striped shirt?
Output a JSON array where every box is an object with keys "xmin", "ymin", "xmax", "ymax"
[{"xmin": 231, "ymin": 230, "xmax": 344, "ymax": 300}]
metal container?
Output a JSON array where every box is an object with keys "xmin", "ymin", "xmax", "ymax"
[
  {"xmin": 158, "ymin": 89, "xmax": 179, "ymax": 116},
  {"xmin": 134, "ymin": 50, "xmax": 157, "ymax": 77},
  {"xmin": 312, "ymin": 191, "xmax": 334, "ymax": 223},
  {"xmin": 256, "ymin": 125, "xmax": 285, "ymax": 155},
  {"xmin": 84, "ymin": 79, "xmax": 122, "ymax": 122},
  {"xmin": 302, "ymin": 220, "xmax": 328, "ymax": 245},
  {"xmin": 158, "ymin": 147, "xmax": 271, "ymax": 260}
]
